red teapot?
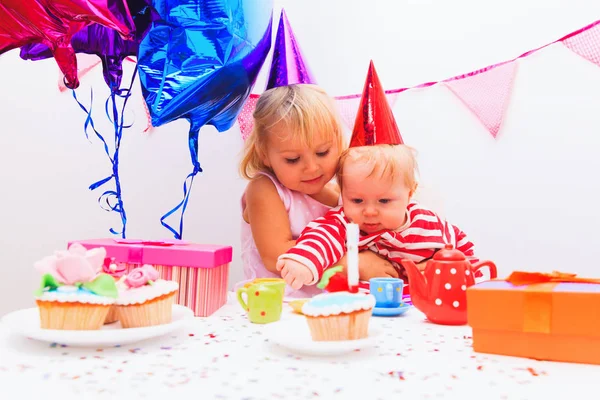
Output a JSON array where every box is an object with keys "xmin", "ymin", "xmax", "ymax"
[{"xmin": 400, "ymin": 244, "xmax": 497, "ymax": 325}]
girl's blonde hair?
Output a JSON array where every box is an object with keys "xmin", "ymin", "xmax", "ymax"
[
  {"xmin": 337, "ymin": 144, "xmax": 419, "ymax": 192},
  {"xmin": 239, "ymin": 84, "xmax": 344, "ymax": 180}
]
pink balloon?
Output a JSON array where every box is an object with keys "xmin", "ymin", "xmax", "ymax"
[{"xmin": 0, "ymin": 0, "xmax": 134, "ymax": 88}]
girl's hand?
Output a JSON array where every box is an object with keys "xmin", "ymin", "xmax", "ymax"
[
  {"xmin": 358, "ymin": 251, "xmax": 400, "ymax": 281},
  {"xmin": 276, "ymin": 259, "xmax": 314, "ymax": 290},
  {"xmin": 337, "ymin": 250, "xmax": 399, "ymax": 281}
]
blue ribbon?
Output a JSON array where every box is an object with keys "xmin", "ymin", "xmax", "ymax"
[
  {"xmin": 160, "ymin": 129, "xmax": 203, "ymax": 239},
  {"xmin": 71, "ymin": 66, "xmax": 138, "ymax": 237}
]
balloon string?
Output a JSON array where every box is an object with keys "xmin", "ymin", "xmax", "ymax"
[
  {"xmin": 160, "ymin": 129, "xmax": 202, "ymax": 239},
  {"xmin": 71, "ymin": 66, "xmax": 139, "ymax": 237}
]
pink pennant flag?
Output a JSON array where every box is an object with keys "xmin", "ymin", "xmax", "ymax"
[
  {"xmin": 238, "ymin": 94, "xmax": 260, "ymax": 140},
  {"xmin": 444, "ymin": 62, "xmax": 518, "ymax": 138},
  {"xmin": 336, "ymin": 93, "xmax": 399, "ymax": 132},
  {"xmin": 561, "ymin": 23, "xmax": 600, "ymax": 68},
  {"xmin": 336, "ymin": 96, "xmax": 361, "ymax": 131}
]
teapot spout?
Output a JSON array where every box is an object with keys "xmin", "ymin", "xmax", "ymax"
[{"xmin": 400, "ymin": 259, "xmax": 429, "ymax": 310}]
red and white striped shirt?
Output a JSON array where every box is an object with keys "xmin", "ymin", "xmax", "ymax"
[{"xmin": 280, "ymin": 202, "xmax": 478, "ymax": 283}]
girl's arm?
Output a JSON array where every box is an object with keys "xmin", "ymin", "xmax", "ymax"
[{"xmin": 244, "ymin": 176, "xmax": 296, "ymax": 274}]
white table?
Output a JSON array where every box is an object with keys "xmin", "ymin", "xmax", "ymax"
[{"xmin": 1, "ymin": 295, "xmax": 599, "ymax": 399}]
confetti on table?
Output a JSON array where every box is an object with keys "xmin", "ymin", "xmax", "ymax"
[{"xmin": 1, "ymin": 299, "xmax": 598, "ymax": 398}]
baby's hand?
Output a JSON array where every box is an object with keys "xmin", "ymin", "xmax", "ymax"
[{"xmin": 276, "ymin": 259, "xmax": 314, "ymax": 290}]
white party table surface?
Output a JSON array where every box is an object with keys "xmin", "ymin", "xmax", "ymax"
[{"xmin": 1, "ymin": 293, "xmax": 599, "ymax": 399}]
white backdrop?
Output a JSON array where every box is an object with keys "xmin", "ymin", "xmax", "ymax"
[{"xmin": 1, "ymin": 0, "xmax": 600, "ymax": 317}]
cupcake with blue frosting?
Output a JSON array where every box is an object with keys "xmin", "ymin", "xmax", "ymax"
[
  {"xmin": 34, "ymin": 244, "xmax": 118, "ymax": 330},
  {"xmin": 302, "ymin": 291, "xmax": 375, "ymax": 341}
]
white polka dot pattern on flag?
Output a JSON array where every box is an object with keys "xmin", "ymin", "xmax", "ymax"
[{"xmin": 237, "ymin": 94, "xmax": 260, "ymax": 140}]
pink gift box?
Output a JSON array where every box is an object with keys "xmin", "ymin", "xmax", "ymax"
[{"xmin": 69, "ymin": 238, "xmax": 232, "ymax": 317}]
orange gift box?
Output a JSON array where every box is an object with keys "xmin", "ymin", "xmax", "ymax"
[{"xmin": 467, "ymin": 271, "xmax": 600, "ymax": 365}]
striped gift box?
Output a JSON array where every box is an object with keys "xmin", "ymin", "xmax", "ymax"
[{"xmin": 69, "ymin": 239, "xmax": 232, "ymax": 317}]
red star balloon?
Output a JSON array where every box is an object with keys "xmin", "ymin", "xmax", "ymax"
[{"xmin": 0, "ymin": 0, "xmax": 134, "ymax": 89}]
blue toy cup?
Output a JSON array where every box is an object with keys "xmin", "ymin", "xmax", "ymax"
[{"xmin": 370, "ymin": 277, "xmax": 404, "ymax": 308}]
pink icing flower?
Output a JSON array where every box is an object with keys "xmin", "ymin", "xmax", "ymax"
[
  {"xmin": 141, "ymin": 264, "xmax": 160, "ymax": 281},
  {"xmin": 102, "ymin": 258, "xmax": 128, "ymax": 278},
  {"xmin": 125, "ymin": 265, "xmax": 160, "ymax": 288},
  {"xmin": 34, "ymin": 244, "xmax": 107, "ymax": 285}
]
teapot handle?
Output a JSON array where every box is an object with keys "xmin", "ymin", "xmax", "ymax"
[{"xmin": 472, "ymin": 260, "xmax": 497, "ymax": 280}]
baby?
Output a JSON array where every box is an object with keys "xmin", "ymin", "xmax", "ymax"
[{"xmin": 276, "ymin": 143, "xmax": 479, "ymax": 290}]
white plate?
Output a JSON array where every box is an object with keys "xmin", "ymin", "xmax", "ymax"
[
  {"xmin": 0, "ymin": 305, "xmax": 194, "ymax": 347},
  {"xmin": 265, "ymin": 317, "xmax": 381, "ymax": 356}
]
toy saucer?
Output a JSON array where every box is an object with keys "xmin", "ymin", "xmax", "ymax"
[{"xmin": 372, "ymin": 302, "xmax": 411, "ymax": 317}]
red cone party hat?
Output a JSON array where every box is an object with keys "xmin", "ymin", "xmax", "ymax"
[{"xmin": 349, "ymin": 61, "xmax": 403, "ymax": 147}]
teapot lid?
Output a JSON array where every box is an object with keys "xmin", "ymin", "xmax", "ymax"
[{"xmin": 433, "ymin": 244, "xmax": 466, "ymax": 261}]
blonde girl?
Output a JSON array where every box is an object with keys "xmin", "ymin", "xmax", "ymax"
[{"xmin": 239, "ymin": 84, "xmax": 398, "ymax": 297}]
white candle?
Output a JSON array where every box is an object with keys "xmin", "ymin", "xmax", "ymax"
[{"xmin": 346, "ymin": 223, "xmax": 359, "ymax": 289}]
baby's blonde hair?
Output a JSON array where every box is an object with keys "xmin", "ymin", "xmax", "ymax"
[
  {"xmin": 239, "ymin": 84, "xmax": 344, "ymax": 180},
  {"xmin": 337, "ymin": 144, "xmax": 419, "ymax": 192}
]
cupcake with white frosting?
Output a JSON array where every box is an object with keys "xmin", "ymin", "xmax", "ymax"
[
  {"xmin": 302, "ymin": 292, "xmax": 375, "ymax": 341},
  {"xmin": 34, "ymin": 244, "xmax": 118, "ymax": 330},
  {"xmin": 115, "ymin": 265, "xmax": 178, "ymax": 328}
]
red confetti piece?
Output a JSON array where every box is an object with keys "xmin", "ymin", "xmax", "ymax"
[
  {"xmin": 224, "ymin": 354, "xmax": 229, "ymax": 358},
  {"xmin": 387, "ymin": 371, "xmax": 405, "ymax": 381},
  {"xmin": 477, "ymin": 365, "xmax": 484, "ymax": 371},
  {"xmin": 207, "ymin": 333, "xmax": 217, "ymax": 338},
  {"xmin": 188, "ymin": 334, "xmax": 195, "ymax": 337},
  {"xmin": 96, "ymin": 349, "xmax": 103, "ymax": 352}
]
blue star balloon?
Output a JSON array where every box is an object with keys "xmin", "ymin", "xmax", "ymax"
[{"xmin": 138, "ymin": 0, "xmax": 273, "ymax": 238}]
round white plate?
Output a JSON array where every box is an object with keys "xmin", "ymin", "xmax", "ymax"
[
  {"xmin": 265, "ymin": 317, "xmax": 381, "ymax": 356},
  {"xmin": 0, "ymin": 305, "xmax": 194, "ymax": 347}
]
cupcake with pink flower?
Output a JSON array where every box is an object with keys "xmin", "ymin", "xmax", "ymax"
[
  {"xmin": 34, "ymin": 243, "xmax": 118, "ymax": 330},
  {"xmin": 115, "ymin": 265, "xmax": 178, "ymax": 328},
  {"xmin": 101, "ymin": 258, "xmax": 128, "ymax": 324}
]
